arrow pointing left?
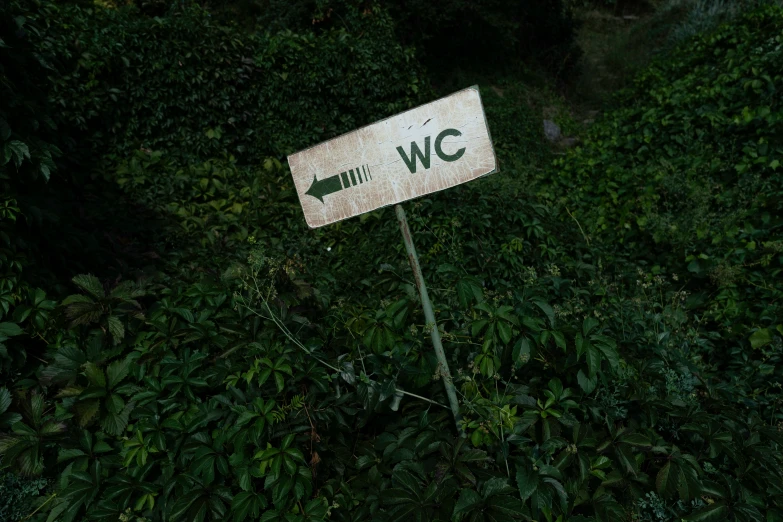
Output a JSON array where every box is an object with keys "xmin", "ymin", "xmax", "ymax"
[
  {"xmin": 304, "ymin": 165, "xmax": 373, "ymax": 204},
  {"xmin": 305, "ymin": 173, "xmax": 343, "ymax": 203}
]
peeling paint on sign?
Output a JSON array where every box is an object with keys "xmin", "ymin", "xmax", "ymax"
[{"xmin": 287, "ymin": 85, "xmax": 497, "ymax": 229}]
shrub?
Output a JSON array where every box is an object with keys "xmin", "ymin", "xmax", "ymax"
[
  {"xmin": 252, "ymin": 0, "xmax": 581, "ymax": 76},
  {"xmin": 0, "ymin": 471, "xmax": 48, "ymax": 521},
  {"xmin": 545, "ymin": 5, "xmax": 783, "ymax": 333},
  {"xmin": 42, "ymin": 2, "xmax": 428, "ymax": 164}
]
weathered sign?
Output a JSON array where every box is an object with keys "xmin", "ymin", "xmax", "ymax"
[{"xmin": 287, "ymin": 86, "xmax": 497, "ymax": 228}]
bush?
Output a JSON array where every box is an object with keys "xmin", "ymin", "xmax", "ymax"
[
  {"xmin": 0, "ymin": 471, "xmax": 48, "ymax": 521},
  {"xmin": 0, "ymin": 0, "xmax": 61, "ymax": 185},
  {"xmin": 42, "ymin": 2, "xmax": 428, "ymax": 164},
  {"xmin": 251, "ymin": 0, "xmax": 581, "ymax": 76},
  {"xmin": 544, "ymin": 2, "xmax": 783, "ymax": 427},
  {"xmin": 548, "ymin": 6, "xmax": 783, "ymax": 248}
]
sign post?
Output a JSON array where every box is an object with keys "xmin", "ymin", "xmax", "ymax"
[
  {"xmin": 394, "ymin": 203, "xmax": 463, "ymax": 430},
  {"xmin": 287, "ymin": 86, "xmax": 497, "ymax": 433}
]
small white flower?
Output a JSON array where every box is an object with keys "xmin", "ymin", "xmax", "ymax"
[{"xmin": 327, "ymin": 247, "xmax": 331, "ymax": 252}]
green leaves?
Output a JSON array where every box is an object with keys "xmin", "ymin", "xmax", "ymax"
[
  {"xmin": 453, "ymin": 489, "xmax": 482, "ymax": 518},
  {"xmin": 576, "ymin": 369, "xmax": 597, "ymax": 394},
  {"xmin": 55, "ymin": 467, "xmax": 101, "ymax": 522},
  {"xmin": 0, "ymin": 392, "xmax": 66, "ymax": 477},
  {"xmin": 3, "ymin": 140, "xmax": 30, "ymax": 169},
  {"xmin": 100, "ymin": 401, "xmax": 134, "ymax": 437},
  {"xmin": 106, "ymin": 357, "xmax": 131, "ymax": 389},
  {"xmin": 61, "ymin": 276, "xmax": 143, "ymax": 344},
  {"xmin": 0, "ymin": 388, "xmax": 11, "ymax": 416},
  {"xmin": 683, "ymin": 503, "xmax": 729, "ymax": 522},
  {"xmin": 11, "ymin": 288, "xmax": 56, "ymax": 330},
  {"xmin": 0, "ymin": 322, "xmax": 23, "ymax": 370},
  {"xmin": 749, "ymin": 328, "xmax": 772, "ymax": 349},
  {"xmin": 169, "ymin": 489, "xmax": 210, "ymax": 522},
  {"xmin": 474, "ymin": 352, "xmax": 501, "ymax": 378},
  {"xmin": 0, "ymin": 322, "xmax": 23, "ymax": 338},
  {"xmin": 515, "ymin": 461, "xmax": 567, "ymax": 513},
  {"xmin": 512, "ymin": 337, "xmax": 531, "ymax": 369},
  {"xmin": 71, "ymin": 275, "xmax": 105, "ymax": 300},
  {"xmin": 47, "ymin": 0, "xmax": 429, "ymax": 165},
  {"xmin": 471, "ymin": 301, "xmax": 519, "ymax": 374},
  {"xmin": 231, "ymin": 492, "xmax": 267, "ymax": 522},
  {"xmin": 516, "ymin": 464, "xmax": 537, "ymax": 501},
  {"xmin": 254, "ymin": 434, "xmax": 305, "ymax": 480},
  {"xmin": 654, "ymin": 454, "xmax": 701, "ymax": 501},
  {"xmin": 190, "ymin": 443, "xmax": 228, "ymax": 485},
  {"xmin": 575, "ymin": 320, "xmax": 619, "ymax": 378},
  {"xmin": 456, "ymin": 276, "xmax": 484, "ymax": 308},
  {"xmin": 107, "ymin": 316, "xmax": 125, "ymax": 344},
  {"xmin": 0, "ymin": 387, "xmax": 21, "ymax": 429},
  {"xmin": 257, "ymin": 357, "xmax": 293, "ymax": 394},
  {"xmin": 439, "ymin": 436, "xmax": 490, "ymax": 486},
  {"xmin": 65, "ymin": 353, "xmax": 138, "ymax": 435},
  {"xmin": 454, "ymin": 478, "xmax": 524, "ymax": 521},
  {"xmin": 584, "ymin": 339, "xmax": 602, "ymax": 378},
  {"xmin": 655, "ymin": 462, "xmax": 680, "ymax": 498}
]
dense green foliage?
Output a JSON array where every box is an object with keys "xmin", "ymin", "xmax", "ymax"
[
  {"xmin": 44, "ymin": 2, "xmax": 427, "ymax": 163},
  {"xmin": 1, "ymin": 1, "xmax": 782, "ymax": 522},
  {"xmin": 546, "ymin": 4, "xmax": 783, "ymax": 356},
  {"xmin": 0, "ymin": 471, "xmax": 48, "ymax": 521},
  {"xmin": 250, "ymin": 0, "xmax": 580, "ymax": 76}
]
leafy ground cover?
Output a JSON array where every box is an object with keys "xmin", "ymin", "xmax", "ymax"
[{"xmin": 1, "ymin": 1, "xmax": 782, "ymax": 521}]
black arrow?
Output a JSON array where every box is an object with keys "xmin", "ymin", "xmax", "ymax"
[
  {"xmin": 305, "ymin": 165, "xmax": 372, "ymax": 203},
  {"xmin": 305, "ymin": 173, "xmax": 343, "ymax": 203}
]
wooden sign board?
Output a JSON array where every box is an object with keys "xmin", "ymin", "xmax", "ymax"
[{"xmin": 287, "ymin": 86, "xmax": 497, "ymax": 229}]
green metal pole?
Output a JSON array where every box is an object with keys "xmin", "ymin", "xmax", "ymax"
[{"xmin": 394, "ymin": 204, "xmax": 464, "ymax": 435}]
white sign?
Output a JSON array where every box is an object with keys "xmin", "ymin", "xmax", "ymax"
[{"xmin": 287, "ymin": 86, "xmax": 497, "ymax": 228}]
